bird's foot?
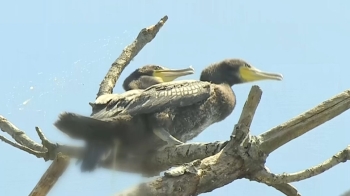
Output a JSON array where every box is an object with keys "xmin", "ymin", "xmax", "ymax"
[
  {"xmin": 157, "ymin": 140, "xmax": 184, "ymax": 152},
  {"xmin": 153, "ymin": 128, "xmax": 183, "ymax": 145}
]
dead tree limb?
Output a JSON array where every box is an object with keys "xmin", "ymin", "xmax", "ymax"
[
  {"xmin": 253, "ymin": 145, "xmax": 350, "ymax": 184},
  {"xmin": 29, "ymin": 153, "xmax": 70, "ymax": 196},
  {"xmin": 0, "ymin": 134, "xmax": 46, "ymax": 158},
  {"xmin": 0, "ymin": 115, "xmax": 44, "ymax": 152}
]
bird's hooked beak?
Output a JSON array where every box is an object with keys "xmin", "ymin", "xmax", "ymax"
[
  {"xmin": 153, "ymin": 66, "xmax": 195, "ymax": 82},
  {"xmin": 239, "ymin": 65, "xmax": 283, "ymax": 82}
]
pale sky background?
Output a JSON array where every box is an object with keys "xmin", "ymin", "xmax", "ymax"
[{"xmin": 0, "ymin": 0, "xmax": 349, "ymax": 195}]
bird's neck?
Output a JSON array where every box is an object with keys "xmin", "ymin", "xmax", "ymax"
[
  {"xmin": 214, "ymin": 84, "xmax": 236, "ymax": 122},
  {"xmin": 200, "ymin": 65, "xmax": 237, "ymax": 86}
]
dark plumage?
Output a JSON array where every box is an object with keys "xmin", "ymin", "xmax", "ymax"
[{"xmin": 55, "ymin": 65, "xmax": 194, "ymax": 171}]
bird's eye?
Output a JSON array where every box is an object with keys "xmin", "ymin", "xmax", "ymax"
[
  {"xmin": 245, "ymin": 64, "xmax": 251, "ymax": 68},
  {"xmin": 156, "ymin": 66, "xmax": 166, "ymax": 70}
]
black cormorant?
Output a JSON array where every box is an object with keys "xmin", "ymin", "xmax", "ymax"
[{"xmin": 55, "ymin": 65, "xmax": 194, "ymax": 171}]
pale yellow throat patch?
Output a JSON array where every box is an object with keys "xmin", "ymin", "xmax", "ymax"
[{"xmin": 153, "ymin": 73, "xmax": 178, "ymax": 82}]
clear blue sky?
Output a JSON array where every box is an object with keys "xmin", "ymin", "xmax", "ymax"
[{"xmin": 1, "ymin": 0, "xmax": 349, "ymax": 195}]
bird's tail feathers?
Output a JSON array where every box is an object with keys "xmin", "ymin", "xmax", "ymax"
[
  {"xmin": 54, "ymin": 112, "xmax": 114, "ymax": 140},
  {"xmin": 80, "ymin": 140, "xmax": 117, "ymax": 172}
]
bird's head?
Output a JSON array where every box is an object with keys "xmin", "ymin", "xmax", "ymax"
[
  {"xmin": 200, "ymin": 59, "xmax": 283, "ymax": 86},
  {"xmin": 123, "ymin": 65, "xmax": 195, "ymax": 91}
]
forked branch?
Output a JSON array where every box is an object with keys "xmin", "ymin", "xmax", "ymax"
[
  {"xmin": 254, "ymin": 145, "xmax": 350, "ymax": 184},
  {"xmin": 0, "ymin": 134, "xmax": 46, "ymax": 158},
  {"xmin": 0, "ymin": 115, "xmax": 44, "ymax": 152}
]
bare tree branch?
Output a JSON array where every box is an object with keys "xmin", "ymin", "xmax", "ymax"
[
  {"xmin": 0, "ymin": 115, "xmax": 44, "ymax": 151},
  {"xmin": 143, "ymin": 141, "xmax": 228, "ymax": 175},
  {"xmin": 117, "ymin": 153, "xmax": 242, "ymax": 196},
  {"xmin": 0, "ymin": 118, "xmax": 82, "ymax": 160},
  {"xmin": 96, "ymin": 15, "xmax": 169, "ymax": 98},
  {"xmin": 254, "ymin": 145, "xmax": 350, "ymax": 184},
  {"xmin": 259, "ymin": 90, "xmax": 350, "ymax": 154},
  {"xmin": 0, "ymin": 135, "xmax": 46, "ymax": 157},
  {"xmin": 29, "ymin": 153, "xmax": 70, "ymax": 196},
  {"xmin": 237, "ymin": 85, "xmax": 263, "ymax": 127},
  {"xmin": 93, "ymin": 141, "xmax": 228, "ymax": 177},
  {"xmin": 256, "ymin": 166, "xmax": 301, "ymax": 196}
]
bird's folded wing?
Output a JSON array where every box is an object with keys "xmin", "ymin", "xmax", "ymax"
[
  {"xmin": 124, "ymin": 80, "xmax": 211, "ymax": 115},
  {"xmin": 91, "ymin": 80, "xmax": 211, "ymax": 118},
  {"xmin": 90, "ymin": 89, "xmax": 144, "ymax": 106},
  {"xmin": 92, "ymin": 80, "xmax": 211, "ymax": 119},
  {"xmin": 89, "ymin": 89, "xmax": 144, "ymax": 116}
]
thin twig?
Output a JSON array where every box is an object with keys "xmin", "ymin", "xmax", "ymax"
[
  {"xmin": 34, "ymin": 126, "xmax": 60, "ymax": 161},
  {"xmin": 255, "ymin": 145, "xmax": 350, "ymax": 184},
  {"xmin": 259, "ymin": 90, "xmax": 350, "ymax": 154},
  {"xmin": 0, "ymin": 135, "xmax": 46, "ymax": 157},
  {"xmin": 29, "ymin": 153, "xmax": 70, "ymax": 196},
  {"xmin": 96, "ymin": 15, "xmax": 169, "ymax": 98},
  {"xmin": 35, "ymin": 126, "xmax": 50, "ymax": 145}
]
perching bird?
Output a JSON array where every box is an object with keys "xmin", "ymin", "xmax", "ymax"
[{"xmin": 55, "ymin": 65, "xmax": 194, "ymax": 171}]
